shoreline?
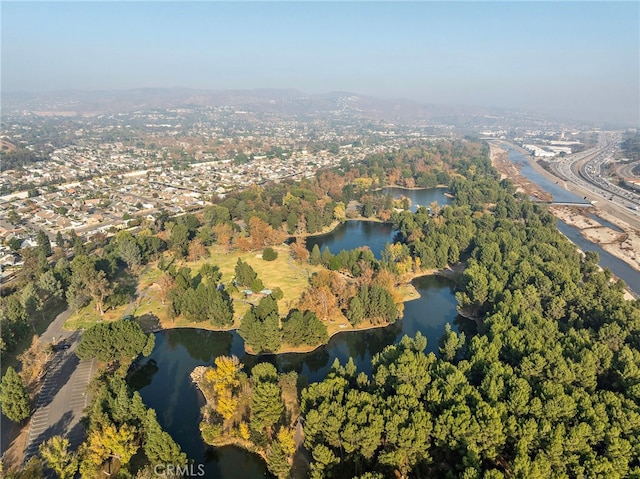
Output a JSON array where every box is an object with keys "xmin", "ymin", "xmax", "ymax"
[
  {"xmin": 380, "ymin": 184, "xmax": 449, "ymax": 191},
  {"xmin": 489, "ymin": 142, "xmax": 640, "ymax": 276},
  {"xmin": 144, "ymin": 267, "xmax": 463, "ymax": 356}
]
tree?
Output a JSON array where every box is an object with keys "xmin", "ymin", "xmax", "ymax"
[
  {"xmin": 36, "ymin": 229, "xmax": 52, "ymax": 257},
  {"xmin": 438, "ymin": 323, "xmax": 466, "ymax": 362},
  {"xmin": 235, "ymin": 259, "xmax": 259, "ymax": 289},
  {"xmin": 199, "ymin": 263, "xmax": 222, "ymax": 284},
  {"xmin": 85, "ymin": 269, "xmax": 113, "ymax": 315},
  {"xmin": 21, "ymin": 282, "xmax": 43, "ymax": 326},
  {"xmin": 3, "ymin": 457, "xmax": 43, "ymax": 479},
  {"xmin": 290, "ymin": 237, "xmax": 310, "ymax": 263},
  {"xmin": 347, "ymin": 296, "xmax": 366, "ymax": 326},
  {"xmin": 56, "ymin": 231, "xmax": 65, "ymax": 248},
  {"xmin": 187, "ymin": 238, "xmax": 208, "ymax": 261},
  {"xmin": 118, "ymin": 239, "xmax": 142, "ymax": 271},
  {"xmin": 37, "ymin": 270, "xmax": 64, "ymax": 302},
  {"xmin": 0, "ymin": 366, "xmax": 30, "ymax": 422},
  {"xmin": 81, "ymin": 423, "xmax": 138, "ymax": 476},
  {"xmin": 76, "ymin": 321, "xmax": 154, "ymax": 367},
  {"xmin": 203, "ymin": 205, "xmax": 231, "ymax": 226},
  {"xmin": 169, "ymin": 223, "xmax": 190, "ymax": 258},
  {"xmin": 203, "ymin": 355, "xmax": 243, "ymax": 422},
  {"xmin": 143, "ymin": 409, "xmax": 186, "ymax": 465},
  {"xmin": 298, "ymin": 285, "xmax": 338, "ymax": 321},
  {"xmin": 213, "ymin": 223, "xmax": 233, "ymax": 251},
  {"xmin": 282, "ymin": 310, "xmax": 328, "ymax": 347},
  {"xmin": 251, "ymin": 382, "xmax": 284, "ymax": 436},
  {"xmin": 39, "ymin": 436, "xmax": 79, "ymax": 479},
  {"xmin": 263, "ymin": 247, "xmax": 278, "ymax": 261},
  {"xmin": 267, "ymin": 440, "xmax": 291, "ymax": 479},
  {"xmin": 157, "ymin": 272, "xmax": 175, "ymax": 306}
]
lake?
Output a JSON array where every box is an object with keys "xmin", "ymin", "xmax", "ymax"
[
  {"xmin": 383, "ymin": 186, "xmax": 452, "ymax": 212},
  {"xmin": 305, "ymin": 187, "xmax": 450, "ymax": 259},
  {"xmin": 133, "ymin": 272, "xmax": 464, "ymax": 477}
]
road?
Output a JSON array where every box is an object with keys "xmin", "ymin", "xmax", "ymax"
[
  {"xmin": 0, "ymin": 307, "xmax": 96, "ymax": 465},
  {"xmin": 545, "ymin": 133, "xmax": 640, "ymax": 231}
]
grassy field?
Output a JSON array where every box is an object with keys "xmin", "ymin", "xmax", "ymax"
[
  {"xmin": 63, "ymin": 301, "xmax": 130, "ymax": 330},
  {"xmin": 65, "ymin": 244, "xmax": 323, "ymax": 333},
  {"xmin": 60, "ymin": 243, "xmax": 432, "ymax": 354}
]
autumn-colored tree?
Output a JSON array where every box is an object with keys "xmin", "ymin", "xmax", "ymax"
[
  {"xmin": 187, "ymin": 238, "xmax": 208, "ymax": 261},
  {"xmin": 40, "ymin": 436, "xmax": 78, "ymax": 479},
  {"xmin": 234, "ymin": 234, "xmax": 253, "ymax": 253},
  {"xmin": 157, "ymin": 272, "xmax": 175, "ymax": 306},
  {"xmin": 18, "ymin": 336, "xmax": 52, "ymax": 389},
  {"xmin": 333, "ymin": 202, "xmax": 346, "ymax": 221},
  {"xmin": 202, "ymin": 356, "xmax": 243, "ymax": 422},
  {"xmin": 299, "ymin": 284, "xmax": 338, "ymax": 321},
  {"xmin": 213, "ymin": 223, "xmax": 233, "ymax": 252},
  {"xmin": 248, "ymin": 216, "xmax": 286, "ymax": 250},
  {"xmin": 289, "ymin": 237, "xmax": 310, "ymax": 263},
  {"xmin": 80, "ymin": 423, "xmax": 138, "ymax": 477}
]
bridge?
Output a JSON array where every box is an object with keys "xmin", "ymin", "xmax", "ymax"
[{"xmin": 533, "ymin": 201, "xmax": 593, "ymax": 207}]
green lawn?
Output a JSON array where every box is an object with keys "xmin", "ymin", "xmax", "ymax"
[
  {"xmin": 70, "ymin": 244, "xmax": 321, "ymax": 332},
  {"xmin": 63, "ymin": 301, "xmax": 130, "ymax": 331},
  {"xmin": 170, "ymin": 244, "xmax": 319, "ymax": 317}
]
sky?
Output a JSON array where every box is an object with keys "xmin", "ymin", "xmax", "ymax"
[{"xmin": 2, "ymin": 1, "xmax": 639, "ymax": 125}]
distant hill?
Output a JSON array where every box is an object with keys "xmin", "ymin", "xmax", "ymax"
[{"xmin": 1, "ymin": 87, "xmax": 535, "ymax": 128}]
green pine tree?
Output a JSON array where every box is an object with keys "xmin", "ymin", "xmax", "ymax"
[{"xmin": 0, "ymin": 366, "xmax": 31, "ymax": 422}]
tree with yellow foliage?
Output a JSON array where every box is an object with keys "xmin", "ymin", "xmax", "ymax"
[
  {"xmin": 203, "ymin": 356, "xmax": 243, "ymax": 422},
  {"xmin": 80, "ymin": 423, "xmax": 138, "ymax": 478}
]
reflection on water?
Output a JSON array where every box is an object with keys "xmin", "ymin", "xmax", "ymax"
[
  {"xmin": 383, "ymin": 186, "xmax": 451, "ymax": 212},
  {"xmin": 133, "ymin": 273, "xmax": 464, "ymax": 477},
  {"xmin": 305, "ymin": 221, "xmax": 397, "ymax": 260}
]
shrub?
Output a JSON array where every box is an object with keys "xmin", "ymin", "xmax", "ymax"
[{"xmin": 263, "ymin": 247, "xmax": 278, "ymax": 261}]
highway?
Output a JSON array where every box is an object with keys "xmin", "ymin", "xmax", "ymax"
[{"xmin": 546, "ymin": 132, "xmax": 640, "ymax": 229}]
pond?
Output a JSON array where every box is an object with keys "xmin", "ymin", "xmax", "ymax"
[
  {"xmin": 382, "ymin": 186, "xmax": 452, "ymax": 212},
  {"xmin": 132, "ymin": 275, "xmax": 465, "ymax": 478},
  {"xmin": 305, "ymin": 187, "xmax": 450, "ymax": 259}
]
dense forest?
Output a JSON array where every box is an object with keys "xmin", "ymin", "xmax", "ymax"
[{"xmin": 299, "ymin": 147, "xmax": 640, "ymax": 478}]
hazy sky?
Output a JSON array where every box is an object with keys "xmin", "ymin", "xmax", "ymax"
[{"xmin": 2, "ymin": 1, "xmax": 639, "ymax": 124}]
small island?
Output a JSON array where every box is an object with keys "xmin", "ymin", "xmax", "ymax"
[{"xmin": 191, "ymin": 358, "xmax": 303, "ymax": 478}]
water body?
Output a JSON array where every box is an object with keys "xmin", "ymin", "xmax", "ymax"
[
  {"xmin": 305, "ymin": 221, "xmax": 397, "ymax": 260},
  {"xmin": 556, "ymin": 220, "xmax": 639, "ymax": 295},
  {"xmin": 382, "ymin": 186, "xmax": 452, "ymax": 212},
  {"xmin": 133, "ymin": 275, "xmax": 463, "ymax": 478},
  {"xmin": 305, "ymin": 187, "xmax": 450, "ymax": 259},
  {"xmin": 500, "ymin": 144, "xmax": 590, "ymax": 204},
  {"xmin": 502, "ymin": 144, "xmax": 639, "ymax": 295}
]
